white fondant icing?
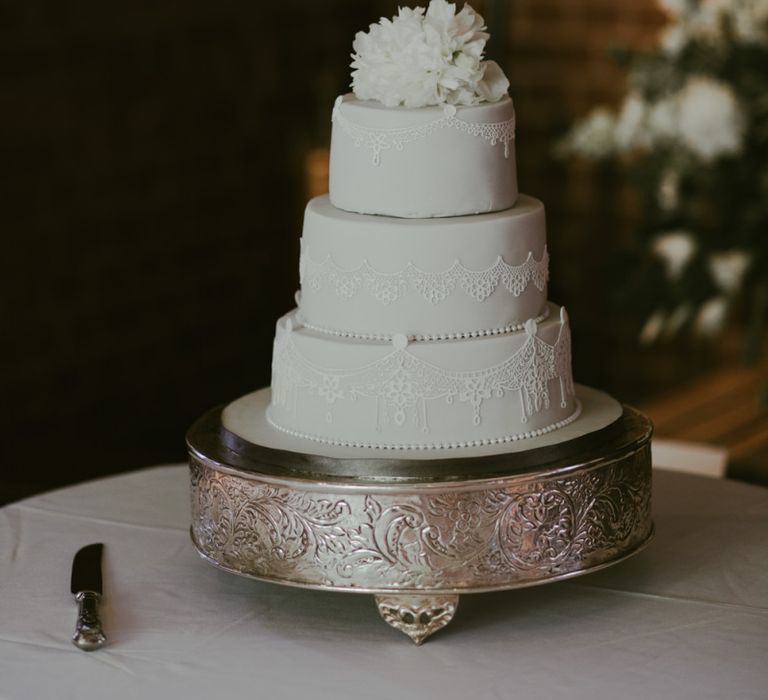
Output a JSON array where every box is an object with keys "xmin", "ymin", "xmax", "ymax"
[
  {"xmin": 329, "ymin": 94, "xmax": 518, "ymax": 217},
  {"xmin": 299, "ymin": 195, "xmax": 548, "ymax": 338}
]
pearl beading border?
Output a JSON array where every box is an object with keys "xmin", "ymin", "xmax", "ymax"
[
  {"xmin": 300, "ymin": 307, "xmax": 551, "ymax": 343},
  {"xmin": 266, "ymin": 400, "xmax": 582, "ymax": 451}
]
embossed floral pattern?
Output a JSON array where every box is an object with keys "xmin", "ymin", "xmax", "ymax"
[{"xmin": 190, "ymin": 444, "xmax": 652, "ymax": 591}]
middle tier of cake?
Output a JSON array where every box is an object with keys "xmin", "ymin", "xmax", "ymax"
[
  {"xmin": 268, "ymin": 304, "xmax": 578, "ymax": 450},
  {"xmin": 298, "ymin": 194, "xmax": 549, "ymax": 340}
]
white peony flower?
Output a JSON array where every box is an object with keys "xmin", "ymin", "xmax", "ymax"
[
  {"xmin": 708, "ymin": 250, "xmax": 752, "ymax": 294},
  {"xmin": 657, "ymin": 168, "xmax": 681, "ymax": 211},
  {"xmin": 694, "ymin": 296, "xmax": 729, "ymax": 336},
  {"xmin": 557, "ymin": 107, "xmax": 617, "ymax": 159},
  {"xmin": 614, "ymin": 93, "xmax": 652, "ymax": 153},
  {"xmin": 351, "ymin": 0, "xmax": 509, "ymax": 108},
  {"xmin": 676, "ymin": 76, "xmax": 746, "ymax": 161},
  {"xmin": 640, "ymin": 310, "xmax": 666, "ymax": 345},
  {"xmin": 351, "ymin": 8, "xmax": 437, "ymax": 108},
  {"xmin": 652, "ymin": 230, "xmax": 697, "ymax": 280}
]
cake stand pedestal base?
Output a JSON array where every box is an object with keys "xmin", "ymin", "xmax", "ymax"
[
  {"xmin": 187, "ymin": 396, "xmax": 653, "ymax": 644},
  {"xmin": 374, "ymin": 594, "xmax": 460, "ymax": 645}
]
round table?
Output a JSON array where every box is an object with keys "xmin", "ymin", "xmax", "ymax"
[{"xmin": 1, "ymin": 465, "xmax": 766, "ymax": 699}]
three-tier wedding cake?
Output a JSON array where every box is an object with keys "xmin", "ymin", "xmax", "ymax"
[
  {"xmin": 223, "ymin": 0, "xmax": 622, "ymax": 457},
  {"xmin": 191, "ymin": 2, "xmax": 652, "ymax": 644}
]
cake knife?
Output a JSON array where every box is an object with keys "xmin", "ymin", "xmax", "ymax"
[{"xmin": 70, "ymin": 543, "xmax": 107, "ymax": 651}]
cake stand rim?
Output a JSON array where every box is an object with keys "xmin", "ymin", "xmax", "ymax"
[{"xmin": 187, "ymin": 393, "xmax": 652, "ymax": 488}]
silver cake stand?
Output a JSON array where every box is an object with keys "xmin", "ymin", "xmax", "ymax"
[{"xmin": 187, "ymin": 388, "xmax": 653, "ymax": 644}]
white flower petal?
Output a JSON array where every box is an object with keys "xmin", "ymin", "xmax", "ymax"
[
  {"xmin": 640, "ymin": 311, "xmax": 666, "ymax": 345},
  {"xmin": 659, "ymin": 24, "xmax": 688, "ymax": 55},
  {"xmin": 665, "ymin": 303, "xmax": 693, "ymax": 336},
  {"xmin": 676, "ymin": 76, "xmax": 746, "ymax": 161},
  {"xmin": 648, "ymin": 97, "xmax": 678, "ymax": 142},
  {"xmin": 708, "ymin": 250, "xmax": 752, "ymax": 294},
  {"xmin": 614, "ymin": 93, "xmax": 652, "ymax": 152},
  {"xmin": 694, "ymin": 296, "xmax": 729, "ymax": 336},
  {"xmin": 477, "ymin": 61, "xmax": 510, "ymax": 103},
  {"xmin": 557, "ymin": 107, "xmax": 617, "ymax": 159},
  {"xmin": 652, "ymin": 231, "xmax": 697, "ymax": 280}
]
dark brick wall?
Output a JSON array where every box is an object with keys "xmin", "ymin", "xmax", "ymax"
[
  {"xmin": 0, "ymin": 1, "xmax": 377, "ymax": 500},
  {"xmin": 2, "ymin": 1, "xmax": 690, "ymax": 502}
]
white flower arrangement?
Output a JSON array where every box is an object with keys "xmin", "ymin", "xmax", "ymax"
[
  {"xmin": 559, "ymin": 76, "xmax": 746, "ymax": 163},
  {"xmin": 350, "ymin": 0, "xmax": 509, "ymax": 108},
  {"xmin": 557, "ymin": 0, "xmax": 767, "ymax": 355}
]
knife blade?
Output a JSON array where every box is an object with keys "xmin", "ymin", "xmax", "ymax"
[{"xmin": 70, "ymin": 543, "xmax": 107, "ymax": 650}]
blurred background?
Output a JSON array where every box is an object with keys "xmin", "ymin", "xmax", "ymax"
[{"xmin": 2, "ymin": 0, "xmax": 766, "ymax": 503}]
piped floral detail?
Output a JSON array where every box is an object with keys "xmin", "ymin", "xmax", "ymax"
[{"xmin": 318, "ymin": 376, "xmax": 344, "ymax": 404}]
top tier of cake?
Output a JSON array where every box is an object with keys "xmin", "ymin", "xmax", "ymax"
[{"xmin": 329, "ymin": 94, "xmax": 518, "ymax": 218}]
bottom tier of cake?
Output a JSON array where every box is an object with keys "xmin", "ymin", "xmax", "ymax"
[
  {"xmin": 268, "ymin": 304, "xmax": 577, "ymax": 450},
  {"xmin": 223, "ymin": 383, "xmax": 622, "ymax": 464}
]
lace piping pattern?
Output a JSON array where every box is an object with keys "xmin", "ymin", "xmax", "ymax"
[
  {"xmin": 271, "ymin": 309, "xmax": 575, "ymax": 434},
  {"xmin": 332, "ymin": 97, "xmax": 516, "ymax": 166},
  {"xmin": 300, "ymin": 247, "xmax": 548, "ymax": 306}
]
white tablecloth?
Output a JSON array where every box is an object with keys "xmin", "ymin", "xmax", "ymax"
[{"xmin": 1, "ymin": 465, "xmax": 766, "ymax": 700}]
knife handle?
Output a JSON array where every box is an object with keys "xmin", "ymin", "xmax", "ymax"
[{"xmin": 72, "ymin": 591, "xmax": 107, "ymax": 651}]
